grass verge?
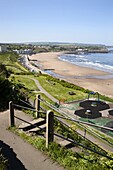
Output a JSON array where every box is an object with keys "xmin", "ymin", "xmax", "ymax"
[{"xmin": 9, "ymin": 127, "xmax": 113, "ymax": 170}]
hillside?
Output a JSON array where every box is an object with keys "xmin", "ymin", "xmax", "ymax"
[
  {"xmin": 1, "ymin": 51, "xmax": 113, "ymax": 169},
  {"xmin": 0, "ymin": 52, "xmax": 29, "ymax": 111}
]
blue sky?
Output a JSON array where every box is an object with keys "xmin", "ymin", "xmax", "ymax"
[{"xmin": 0, "ymin": 0, "xmax": 113, "ymax": 45}]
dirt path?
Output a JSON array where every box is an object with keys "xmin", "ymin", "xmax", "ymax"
[{"xmin": 0, "ymin": 110, "xmax": 65, "ymax": 170}]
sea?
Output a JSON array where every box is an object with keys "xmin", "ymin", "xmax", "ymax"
[
  {"xmin": 45, "ymin": 48, "xmax": 113, "ymax": 79},
  {"xmin": 59, "ymin": 50, "xmax": 113, "ymax": 75}
]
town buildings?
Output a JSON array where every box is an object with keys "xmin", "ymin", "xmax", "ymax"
[
  {"xmin": 0, "ymin": 45, "xmax": 7, "ymax": 52},
  {"xmin": 13, "ymin": 49, "xmax": 33, "ymax": 55}
]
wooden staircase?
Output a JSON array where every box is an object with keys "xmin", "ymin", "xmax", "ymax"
[
  {"xmin": 19, "ymin": 118, "xmax": 46, "ymax": 133},
  {"xmin": 18, "ymin": 118, "xmax": 81, "ymax": 153}
]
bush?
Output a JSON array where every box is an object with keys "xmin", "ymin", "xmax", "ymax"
[{"xmin": 0, "ymin": 150, "xmax": 9, "ymax": 169}]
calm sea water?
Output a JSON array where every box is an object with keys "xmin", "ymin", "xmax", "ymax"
[{"xmin": 59, "ymin": 52, "xmax": 113, "ymax": 74}]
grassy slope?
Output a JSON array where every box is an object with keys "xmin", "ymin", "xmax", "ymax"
[
  {"xmin": 0, "ymin": 52, "xmax": 29, "ymax": 111},
  {"xmin": 11, "ymin": 74, "xmax": 87, "ymax": 103},
  {"xmin": 36, "ymin": 75, "xmax": 87, "ymax": 102},
  {"xmin": 1, "ymin": 51, "xmax": 112, "ymax": 169},
  {"xmin": 0, "ymin": 52, "xmax": 28, "ymax": 73},
  {"xmin": 11, "ymin": 75, "xmax": 39, "ymax": 91}
]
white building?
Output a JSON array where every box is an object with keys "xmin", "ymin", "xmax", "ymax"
[
  {"xmin": 13, "ymin": 49, "xmax": 32, "ymax": 55},
  {"xmin": 0, "ymin": 45, "xmax": 7, "ymax": 52}
]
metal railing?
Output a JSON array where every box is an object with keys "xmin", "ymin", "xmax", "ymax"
[{"xmin": 9, "ymin": 95, "xmax": 113, "ymax": 160}]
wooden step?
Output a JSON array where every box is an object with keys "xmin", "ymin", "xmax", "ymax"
[
  {"xmin": 70, "ymin": 146, "xmax": 81, "ymax": 153},
  {"xmin": 19, "ymin": 118, "xmax": 45, "ymax": 129},
  {"xmin": 58, "ymin": 140, "xmax": 72, "ymax": 147},
  {"xmin": 28, "ymin": 124, "xmax": 46, "ymax": 132}
]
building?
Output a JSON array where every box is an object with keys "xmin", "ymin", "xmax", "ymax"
[
  {"xmin": 13, "ymin": 49, "xmax": 33, "ymax": 55},
  {"xmin": 0, "ymin": 45, "xmax": 7, "ymax": 52}
]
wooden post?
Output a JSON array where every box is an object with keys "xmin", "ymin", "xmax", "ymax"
[
  {"xmin": 46, "ymin": 110, "xmax": 54, "ymax": 148},
  {"xmin": 35, "ymin": 94, "xmax": 40, "ymax": 118},
  {"xmin": 9, "ymin": 101, "xmax": 15, "ymax": 127}
]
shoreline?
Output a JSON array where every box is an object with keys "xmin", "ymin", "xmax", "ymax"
[{"xmin": 29, "ymin": 52, "xmax": 113, "ymax": 98}]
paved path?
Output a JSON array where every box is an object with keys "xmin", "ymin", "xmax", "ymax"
[
  {"xmin": 0, "ymin": 110, "xmax": 65, "ymax": 170},
  {"xmin": 31, "ymin": 78, "xmax": 59, "ymax": 103},
  {"xmin": 2, "ymin": 76, "xmax": 112, "ymax": 169},
  {"xmin": 31, "ymin": 77, "xmax": 113, "ymax": 152}
]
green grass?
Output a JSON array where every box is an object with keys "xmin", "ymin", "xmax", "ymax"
[
  {"xmin": 4, "ymin": 58, "xmax": 113, "ymax": 169},
  {"xmin": 0, "ymin": 52, "xmax": 28, "ymax": 74},
  {"xmin": 0, "ymin": 52, "xmax": 18, "ymax": 64},
  {"xmin": 6, "ymin": 62, "xmax": 28, "ymax": 73},
  {"xmin": 37, "ymin": 92, "xmax": 55, "ymax": 105},
  {"xmin": 10, "ymin": 75, "xmax": 39, "ymax": 91},
  {"xmin": 0, "ymin": 153, "xmax": 8, "ymax": 170},
  {"xmin": 6, "ymin": 63, "xmax": 28, "ymax": 73},
  {"xmin": 9, "ymin": 127, "xmax": 113, "ymax": 170},
  {"xmin": 15, "ymin": 62, "xmax": 28, "ymax": 72},
  {"xmin": 36, "ymin": 75, "xmax": 87, "ymax": 102},
  {"xmin": 6, "ymin": 65, "xmax": 23, "ymax": 74}
]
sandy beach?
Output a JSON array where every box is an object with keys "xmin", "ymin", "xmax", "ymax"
[{"xmin": 29, "ymin": 52, "xmax": 113, "ymax": 98}]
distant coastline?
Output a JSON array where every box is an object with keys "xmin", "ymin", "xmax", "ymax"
[{"xmin": 66, "ymin": 49, "xmax": 109, "ymax": 55}]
